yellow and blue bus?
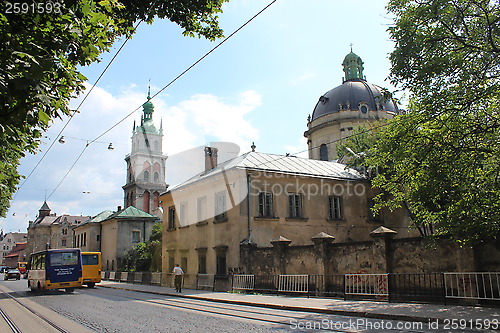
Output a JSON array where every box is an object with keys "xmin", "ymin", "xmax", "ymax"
[
  {"xmin": 27, "ymin": 248, "xmax": 83, "ymax": 293},
  {"xmin": 81, "ymin": 252, "xmax": 101, "ymax": 288}
]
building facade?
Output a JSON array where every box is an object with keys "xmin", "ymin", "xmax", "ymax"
[
  {"xmin": 160, "ymin": 149, "xmax": 413, "ymax": 287},
  {"xmin": 304, "ymin": 50, "xmax": 399, "ymax": 160},
  {"xmin": 123, "ymin": 89, "xmax": 168, "ymax": 217},
  {"xmin": 0, "ymin": 232, "xmax": 27, "ymax": 265},
  {"xmin": 26, "ymin": 201, "xmax": 89, "ymax": 255},
  {"xmin": 73, "ymin": 206, "xmax": 159, "ymax": 271}
]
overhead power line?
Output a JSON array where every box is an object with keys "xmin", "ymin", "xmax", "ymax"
[
  {"xmin": 15, "ymin": 19, "xmax": 146, "ymax": 198},
  {"xmin": 45, "ymin": 0, "xmax": 279, "ymax": 200}
]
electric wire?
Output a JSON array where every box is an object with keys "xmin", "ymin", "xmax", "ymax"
[
  {"xmin": 14, "ymin": 12, "xmax": 146, "ymax": 197},
  {"xmin": 45, "ymin": 0, "xmax": 279, "ymax": 200}
]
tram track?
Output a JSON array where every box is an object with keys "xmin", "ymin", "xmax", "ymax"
[
  {"xmin": 0, "ymin": 284, "xmax": 90, "ymax": 333},
  {"xmin": 86, "ymin": 286, "xmax": 435, "ymax": 333},
  {"xmin": 0, "ymin": 305, "xmax": 22, "ymax": 333}
]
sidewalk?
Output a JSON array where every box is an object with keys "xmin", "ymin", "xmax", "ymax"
[{"xmin": 98, "ymin": 280, "xmax": 500, "ymax": 324}]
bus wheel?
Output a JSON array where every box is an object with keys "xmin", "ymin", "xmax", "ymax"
[
  {"xmin": 88, "ymin": 283, "xmax": 95, "ymax": 288},
  {"xmin": 65, "ymin": 288, "xmax": 74, "ymax": 293}
]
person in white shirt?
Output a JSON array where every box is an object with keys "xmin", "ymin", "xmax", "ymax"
[{"xmin": 172, "ymin": 264, "xmax": 184, "ymax": 292}]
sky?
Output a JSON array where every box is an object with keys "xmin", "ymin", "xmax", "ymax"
[{"xmin": 1, "ymin": 0, "xmax": 401, "ymax": 233}]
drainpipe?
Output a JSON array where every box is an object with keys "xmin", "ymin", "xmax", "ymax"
[{"xmin": 247, "ymin": 172, "xmax": 252, "ymax": 242}]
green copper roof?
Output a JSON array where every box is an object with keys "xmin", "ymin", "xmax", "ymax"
[
  {"xmin": 142, "ymin": 86, "xmax": 154, "ymax": 122},
  {"xmin": 40, "ymin": 200, "xmax": 50, "ymax": 211},
  {"xmin": 136, "ymin": 87, "xmax": 161, "ymax": 135},
  {"xmin": 342, "ymin": 50, "xmax": 364, "ymax": 81},
  {"xmin": 87, "ymin": 210, "xmax": 114, "ymax": 223},
  {"xmin": 105, "ymin": 206, "xmax": 158, "ymax": 220}
]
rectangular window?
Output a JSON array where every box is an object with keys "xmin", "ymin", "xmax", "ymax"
[
  {"xmin": 179, "ymin": 202, "xmax": 187, "ymax": 226},
  {"xmin": 168, "ymin": 256, "xmax": 175, "ymax": 272},
  {"xmin": 50, "ymin": 251, "xmax": 78, "ymax": 266},
  {"xmin": 61, "ymin": 239, "xmax": 67, "ymax": 247},
  {"xmin": 168, "ymin": 206, "xmax": 176, "ymax": 229},
  {"xmin": 288, "ymin": 194, "xmax": 302, "ymax": 218},
  {"xmin": 328, "ymin": 196, "xmax": 342, "ymax": 220},
  {"xmin": 215, "ymin": 191, "xmax": 227, "ymax": 221},
  {"xmin": 197, "ymin": 196, "xmax": 207, "ymax": 222},
  {"xmin": 258, "ymin": 192, "xmax": 273, "ymax": 217},
  {"xmin": 198, "ymin": 255, "xmax": 207, "ymax": 274},
  {"xmin": 216, "ymin": 254, "xmax": 226, "ymax": 275},
  {"xmin": 132, "ymin": 230, "xmax": 140, "ymax": 243},
  {"xmin": 181, "ymin": 257, "xmax": 188, "ymax": 273}
]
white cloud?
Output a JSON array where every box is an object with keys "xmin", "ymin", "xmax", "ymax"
[
  {"xmin": 162, "ymin": 90, "xmax": 261, "ymax": 152},
  {"xmin": 2, "ymin": 85, "xmax": 262, "ymax": 232}
]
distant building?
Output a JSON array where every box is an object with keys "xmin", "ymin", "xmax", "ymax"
[
  {"xmin": 304, "ymin": 50, "xmax": 400, "ymax": 160},
  {"xmin": 26, "ymin": 201, "xmax": 90, "ymax": 255},
  {"xmin": 0, "ymin": 232, "xmax": 27, "ymax": 265},
  {"xmin": 123, "ymin": 89, "xmax": 168, "ymax": 218},
  {"xmin": 74, "ymin": 206, "xmax": 159, "ymax": 271},
  {"xmin": 3, "ymin": 242, "xmax": 27, "ymax": 268}
]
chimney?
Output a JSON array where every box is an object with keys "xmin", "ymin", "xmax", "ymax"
[
  {"xmin": 204, "ymin": 147, "xmax": 218, "ymax": 171},
  {"xmin": 117, "ymin": 206, "xmax": 122, "ymax": 212}
]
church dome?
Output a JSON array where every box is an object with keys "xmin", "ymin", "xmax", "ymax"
[
  {"xmin": 311, "ymin": 79, "xmax": 399, "ymax": 120},
  {"xmin": 311, "ymin": 51, "xmax": 398, "ymax": 121}
]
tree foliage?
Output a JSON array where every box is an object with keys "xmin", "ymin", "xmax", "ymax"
[
  {"xmin": 341, "ymin": 0, "xmax": 500, "ymax": 245},
  {"xmin": 121, "ymin": 221, "xmax": 162, "ymax": 272},
  {"xmin": 0, "ymin": 0, "xmax": 227, "ymax": 217}
]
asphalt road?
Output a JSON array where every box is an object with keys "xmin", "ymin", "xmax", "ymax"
[{"xmin": 0, "ymin": 279, "xmax": 492, "ymax": 333}]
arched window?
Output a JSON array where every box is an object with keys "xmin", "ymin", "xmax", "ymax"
[
  {"xmin": 320, "ymin": 144, "xmax": 328, "ymax": 161},
  {"xmin": 143, "ymin": 191, "xmax": 150, "ymax": 213},
  {"xmin": 144, "ymin": 170, "xmax": 150, "ymax": 182}
]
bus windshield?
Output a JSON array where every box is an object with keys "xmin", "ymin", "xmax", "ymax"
[{"xmin": 49, "ymin": 251, "xmax": 79, "ymax": 266}]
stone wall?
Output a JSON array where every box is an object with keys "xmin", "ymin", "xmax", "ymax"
[{"xmin": 246, "ymin": 232, "xmax": 488, "ymax": 275}]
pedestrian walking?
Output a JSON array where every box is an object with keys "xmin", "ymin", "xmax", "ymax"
[{"xmin": 172, "ymin": 263, "xmax": 184, "ymax": 292}]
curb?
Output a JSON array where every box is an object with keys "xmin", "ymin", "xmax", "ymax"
[{"xmin": 99, "ymin": 284, "xmax": 435, "ymax": 324}]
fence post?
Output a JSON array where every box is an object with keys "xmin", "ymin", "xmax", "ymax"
[
  {"xmin": 441, "ymin": 273, "xmax": 447, "ymax": 305},
  {"xmin": 343, "ymin": 274, "xmax": 347, "ymax": 301},
  {"xmin": 388, "ymin": 273, "xmax": 392, "ymax": 303},
  {"xmin": 307, "ymin": 275, "xmax": 309, "ymax": 298}
]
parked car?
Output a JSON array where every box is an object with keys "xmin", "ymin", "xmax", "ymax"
[
  {"xmin": 4, "ymin": 269, "xmax": 20, "ymax": 280},
  {"xmin": 0, "ymin": 266, "xmax": 8, "ymax": 273}
]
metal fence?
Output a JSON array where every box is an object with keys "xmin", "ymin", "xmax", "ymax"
[
  {"xmin": 444, "ymin": 272, "xmax": 500, "ymax": 301},
  {"xmin": 101, "ymin": 271, "xmax": 500, "ymax": 306},
  {"xmin": 196, "ymin": 274, "xmax": 215, "ymax": 290},
  {"xmin": 232, "ymin": 274, "xmax": 255, "ymax": 291},
  {"xmin": 389, "ymin": 273, "xmax": 445, "ymax": 303},
  {"xmin": 345, "ymin": 273, "xmax": 389, "ymax": 297},
  {"xmin": 278, "ymin": 274, "xmax": 308, "ymax": 294},
  {"xmin": 228, "ymin": 272, "xmax": 500, "ymax": 305}
]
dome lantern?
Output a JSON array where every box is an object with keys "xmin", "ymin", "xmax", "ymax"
[{"xmin": 342, "ymin": 50, "xmax": 364, "ymax": 82}]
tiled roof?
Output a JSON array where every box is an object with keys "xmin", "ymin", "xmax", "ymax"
[
  {"xmin": 86, "ymin": 210, "xmax": 114, "ymax": 223},
  {"xmin": 169, "ymin": 151, "xmax": 364, "ymax": 192},
  {"xmin": 104, "ymin": 206, "xmax": 158, "ymax": 221},
  {"xmin": 36, "ymin": 216, "xmax": 58, "ymax": 226},
  {"xmin": 53, "ymin": 215, "xmax": 91, "ymax": 226}
]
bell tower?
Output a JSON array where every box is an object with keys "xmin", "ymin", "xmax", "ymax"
[{"xmin": 123, "ymin": 87, "xmax": 168, "ymax": 217}]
